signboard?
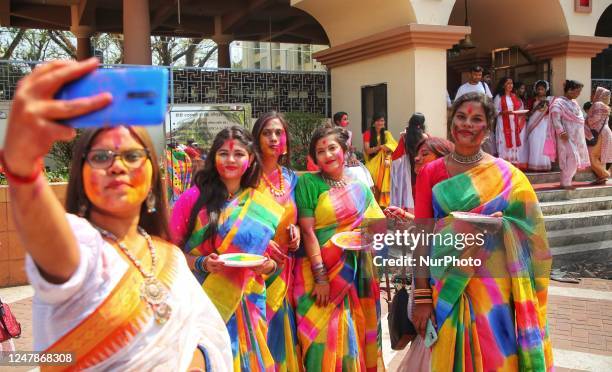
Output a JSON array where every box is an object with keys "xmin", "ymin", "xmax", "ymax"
[{"xmin": 165, "ymin": 104, "xmax": 252, "ymax": 149}]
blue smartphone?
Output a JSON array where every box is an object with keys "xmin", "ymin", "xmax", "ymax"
[
  {"xmin": 55, "ymin": 68, "xmax": 169, "ymax": 127},
  {"xmin": 424, "ymin": 319, "xmax": 438, "ymax": 347}
]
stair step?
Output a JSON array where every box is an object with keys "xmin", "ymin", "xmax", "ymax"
[
  {"xmin": 536, "ymin": 185, "xmax": 612, "ymax": 202},
  {"xmin": 547, "ymin": 225, "xmax": 612, "ymax": 247},
  {"xmin": 540, "ymin": 196, "xmax": 612, "ymax": 215},
  {"xmin": 544, "ymin": 209, "xmax": 612, "ymax": 230},
  {"xmin": 551, "ymin": 239, "xmax": 612, "ymax": 256},
  {"xmin": 526, "ymin": 170, "xmax": 596, "ymax": 184}
]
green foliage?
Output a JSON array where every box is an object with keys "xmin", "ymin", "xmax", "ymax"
[
  {"xmin": 284, "ymin": 112, "xmax": 326, "ymax": 170},
  {"xmin": 46, "ymin": 168, "xmax": 70, "ymax": 183},
  {"xmin": 48, "ymin": 130, "xmax": 81, "ymax": 171}
]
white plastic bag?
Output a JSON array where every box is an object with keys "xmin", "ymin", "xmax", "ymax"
[{"xmin": 397, "ymin": 335, "xmax": 431, "ymax": 372}]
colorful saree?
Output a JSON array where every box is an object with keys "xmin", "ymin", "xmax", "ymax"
[
  {"xmin": 175, "ymin": 187, "xmax": 284, "ymax": 372},
  {"xmin": 166, "ymin": 148, "xmax": 193, "ymax": 205},
  {"xmin": 429, "ymin": 158, "xmax": 553, "ymax": 371},
  {"xmin": 293, "ymin": 173, "xmax": 385, "ymax": 371},
  {"xmin": 257, "ymin": 167, "xmax": 301, "ymax": 371},
  {"xmin": 363, "ymin": 131, "xmax": 398, "ymax": 207}
]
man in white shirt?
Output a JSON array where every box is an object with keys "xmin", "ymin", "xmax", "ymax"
[{"xmin": 454, "ymin": 65, "xmax": 493, "ymax": 101}]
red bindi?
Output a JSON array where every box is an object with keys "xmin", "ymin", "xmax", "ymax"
[
  {"xmin": 228, "ymin": 140, "xmax": 235, "ymax": 151},
  {"xmin": 466, "ymin": 104, "xmax": 473, "ymax": 115}
]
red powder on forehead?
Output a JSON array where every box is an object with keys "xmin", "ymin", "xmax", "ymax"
[
  {"xmin": 111, "ymin": 129, "xmax": 123, "ymax": 150},
  {"xmin": 321, "ymin": 139, "xmax": 328, "ymax": 146},
  {"xmin": 228, "ymin": 140, "xmax": 235, "ymax": 151},
  {"xmin": 466, "ymin": 104, "xmax": 474, "ymax": 114}
]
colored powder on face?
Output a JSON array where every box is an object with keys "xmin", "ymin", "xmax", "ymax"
[
  {"xmin": 277, "ymin": 131, "xmax": 287, "ymax": 156},
  {"xmin": 467, "ymin": 104, "xmax": 474, "ymax": 115}
]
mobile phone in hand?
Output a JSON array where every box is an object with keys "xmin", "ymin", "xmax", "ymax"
[
  {"xmin": 424, "ymin": 319, "xmax": 438, "ymax": 347},
  {"xmin": 55, "ymin": 67, "xmax": 168, "ymax": 127},
  {"xmin": 288, "ymin": 224, "xmax": 296, "ymax": 240}
]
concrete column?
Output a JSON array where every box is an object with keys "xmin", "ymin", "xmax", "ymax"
[
  {"xmin": 217, "ymin": 42, "xmax": 231, "ymax": 68},
  {"xmin": 407, "ymin": 47, "xmax": 448, "ymax": 138},
  {"xmin": 70, "ymin": 5, "xmax": 94, "ymax": 61},
  {"xmin": 550, "ymin": 55, "xmax": 592, "ymax": 105},
  {"xmin": 123, "ymin": 0, "xmax": 152, "ymax": 64}
]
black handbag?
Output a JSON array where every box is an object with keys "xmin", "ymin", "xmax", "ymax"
[
  {"xmin": 387, "ymin": 287, "xmax": 417, "ymax": 350},
  {"xmin": 586, "ymin": 127, "xmax": 603, "ymax": 147}
]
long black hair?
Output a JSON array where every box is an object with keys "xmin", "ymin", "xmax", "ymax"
[
  {"xmin": 495, "ymin": 77, "xmax": 513, "ymax": 97},
  {"xmin": 563, "ymin": 79, "xmax": 583, "ymax": 93},
  {"xmin": 181, "ymin": 126, "xmax": 261, "ymax": 247},
  {"xmin": 405, "ymin": 112, "xmax": 426, "ymax": 157},
  {"xmin": 251, "ymin": 111, "xmax": 292, "ymax": 167},
  {"xmin": 368, "ymin": 112, "xmax": 387, "ymax": 147}
]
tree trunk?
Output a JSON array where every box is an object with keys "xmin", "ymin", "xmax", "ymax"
[{"xmin": 2, "ymin": 29, "xmax": 26, "ymax": 59}]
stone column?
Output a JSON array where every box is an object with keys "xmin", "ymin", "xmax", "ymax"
[
  {"xmin": 314, "ymin": 24, "xmax": 470, "ymax": 140},
  {"xmin": 526, "ymin": 35, "xmax": 612, "ymax": 105},
  {"xmin": 70, "ymin": 5, "xmax": 94, "ymax": 61},
  {"xmin": 123, "ymin": 0, "xmax": 152, "ymax": 64}
]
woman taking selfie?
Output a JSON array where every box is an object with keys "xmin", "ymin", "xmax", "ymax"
[
  {"xmin": 171, "ymin": 126, "xmax": 284, "ymax": 371},
  {"xmin": 3, "ymin": 59, "xmax": 232, "ymax": 370},
  {"xmin": 251, "ymin": 112, "xmax": 302, "ymax": 371},
  {"xmin": 294, "ymin": 126, "xmax": 385, "ymax": 371},
  {"xmin": 412, "ymin": 92, "xmax": 553, "ymax": 371}
]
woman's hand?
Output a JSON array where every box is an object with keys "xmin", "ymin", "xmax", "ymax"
[
  {"xmin": 312, "ymin": 282, "xmax": 330, "ymax": 306},
  {"xmin": 559, "ymin": 132, "xmax": 569, "ymax": 141},
  {"xmin": 412, "ymin": 302, "xmax": 436, "ymax": 338},
  {"xmin": 267, "ymin": 240, "xmax": 288, "ymax": 265},
  {"xmin": 204, "ymin": 253, "xmax": 225, "ymax": 273},
  {"xmin": 3, "ymin": 58, "xmax": 112, "ymax": 175},
  {"xmin": 384, "ymin": 206, "xmax": 414, "ymax": 222},
  {"xmin": 287, "ymin": 225, "xmax": 300, "ymax": 252},
  {"xmin": 251, "ymin": 259, "xmax": 276, "ymax": 275}
]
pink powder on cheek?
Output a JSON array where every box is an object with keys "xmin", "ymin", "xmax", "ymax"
[{"xmin": 278, "ymin": 132, "xmax": 287, "ymax": 156}]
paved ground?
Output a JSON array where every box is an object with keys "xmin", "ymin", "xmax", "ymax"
[{"xmin": 2, "ymin": 278, "xmax": 612, "ymax": 371}]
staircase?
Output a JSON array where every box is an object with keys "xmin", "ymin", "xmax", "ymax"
[{"xmin": 530, "ymin": 170, "xmax": 612, "ymax": 268}]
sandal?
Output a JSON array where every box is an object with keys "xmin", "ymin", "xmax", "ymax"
[{"xmin": 590, "ymin": 177, "xmax": 608, "ymax": 185}]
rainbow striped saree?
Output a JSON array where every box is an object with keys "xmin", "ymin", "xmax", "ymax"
[
  {"xmin": 257, "ymin": 167, "xmax": 301, "ymax": 371},
  {"xmin": 293, "ymin": 173, "xmax": 385, "ymax": 371},
  {"xmin": 429, "ymin": 159, "xmax": 553, "ymax": 371},
  {"xmin": 364, "ymin": 131, "xmax": 397, "ymax": 207},
  {"xmin": 166, "ymin": 149, "xmax": 193, "ymax": 205},
  {"xmin": 184, "ymin": 188, "xmax": 284, "ymax": 372}
]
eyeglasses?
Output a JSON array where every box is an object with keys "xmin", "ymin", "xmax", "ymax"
[{"xmin": 85, "ymin": 149, "xmax": 150, "ymax": 169}]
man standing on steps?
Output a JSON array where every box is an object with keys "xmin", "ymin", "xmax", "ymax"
[{"xmin": 454, "ymin": 65, "xmax": 493, "ymax": 101}]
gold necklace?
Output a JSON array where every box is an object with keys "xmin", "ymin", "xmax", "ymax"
[
  {"xmin": 95, "ymin": 226, "xmax": 172, "ymax": 325},
  {"xmin": 321, "ymin": 173, "xmax": 348, "ymax": 188},
  {"xmin": 262, "ymin": 165, "xmax": 286, "ymax": 197}
]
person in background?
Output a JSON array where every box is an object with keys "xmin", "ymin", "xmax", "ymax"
[
  {"xmin": 2, "ymin": 59, "xmax": 232, "ymax": 370},
  {"xmin": 390, "ymin": 113, "xmax": 428, "ymax": 210},
  {"xmin": 514, "ymin": 81, "xmax": 528, "ymax": 108},
  {"xmin": 526, "ymin": 80, "xmax": 556, "ymax": 171},
  {"xmin": 482, "ymin": 70, "xmax": 493, "ymax": 88},
  {"xmin": 386, "ymin": 136, "xmax": 454, "ymax": 222},
  {"xmin": 334, "ymin": 112, "xmax": 375, "ymax": 189},
  {"xmin": 171, "ymin": 126, "xmax": 284, "ymax": 371},
  {"xmin": 585, "ymin": 87, "xmax": 612, "ymax": 184},
  {"xmin": 294, "ymin": 126, "xmax": 385, "ymax": 371},
  {"xmin": 494, "ymin": 77, "xmax": 528, "ymax": 169},
  {"xmin": 454, "ymin": 65, "xmax": 493, "ymax": 101},
  {"xmin": 166, "ymin": 141, "xmax": 193, "ymax": 205},
  {"xmin": 363, "ymin": 112, "xmax": 397, "ymax": 207},
  {"xmin": 550, "ymin": 80, "xmax": 590, "ymax": 190},
  {"xmin": 412, "ymin": 92, "xmax": 553, "ymax": 371},
  {"xmin": 251, "ymin": 111, "xmax": 302, "ymax": 371}
]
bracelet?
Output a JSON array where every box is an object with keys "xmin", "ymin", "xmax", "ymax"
[
  {"xmin": 195, "ymin": 255, "xmax": 208, "ymax": 273},
  {"xmin": 0, "ymin": 151, "xmax": 43, "ymax": 185},
  {"xmin": 414, "ymin": 288, "xmax": 432, "ymax": 295},
  {"xmin": 414, "ymin": 298, "xmax": 433, "ymax": 304},
  {"xmin": 310, "ymin": 252, "xmax": 321, "ymax": 259},
  {"xmin": 266, "ymin": 259, "xmax": 278, "ymax": 275}
]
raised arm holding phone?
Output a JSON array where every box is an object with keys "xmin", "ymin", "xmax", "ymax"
[{"xmin": 2, "ymin": 58, "xmax": 232, "ymax": 371}]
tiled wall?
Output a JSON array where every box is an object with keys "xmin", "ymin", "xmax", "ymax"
[{"xmin": 0, "ymin": 183, "xmax": 67, "ymax": 287}]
